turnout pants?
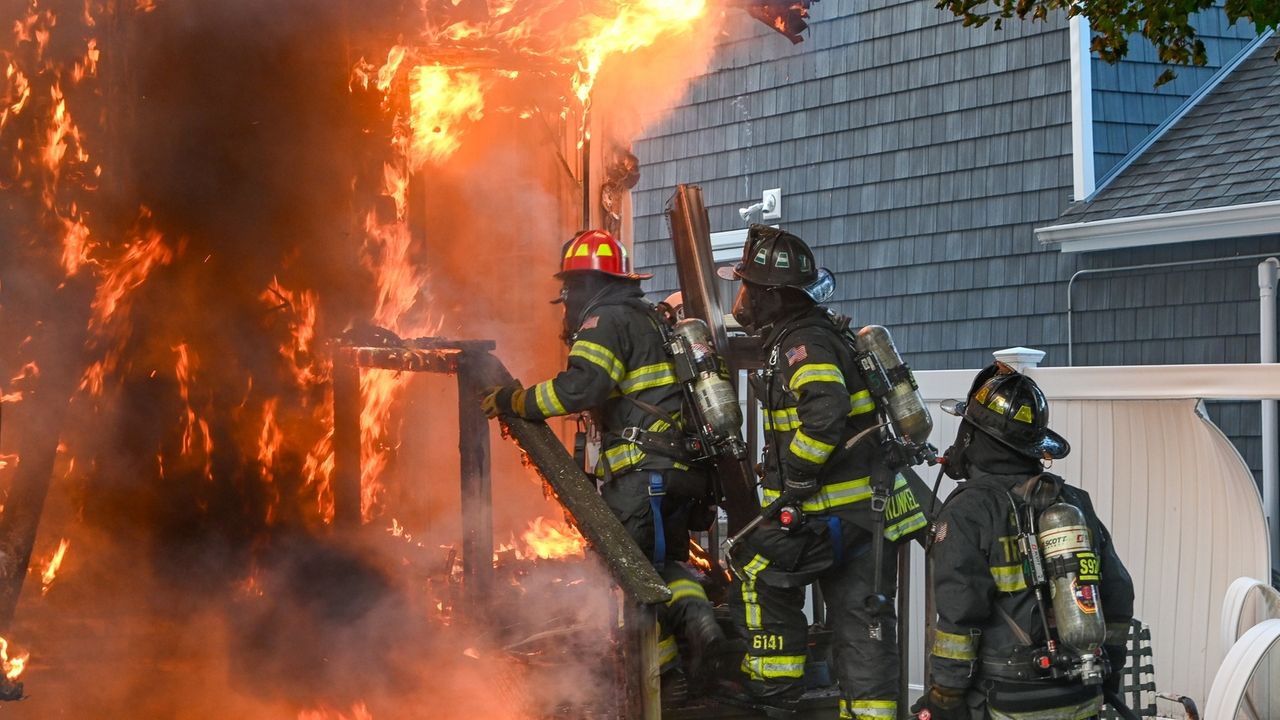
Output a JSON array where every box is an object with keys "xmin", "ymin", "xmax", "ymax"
[
  {"xmin": 601, "ymin": 469, "xmax": 721, "ymax": 672},
  {"xmin": 729, "ymin": 514, "xmax": 900, "ymax": 719}
]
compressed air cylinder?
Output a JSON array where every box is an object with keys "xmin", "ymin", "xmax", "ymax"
[
  {"xmin": 673, "ymin": 319, "xmax": 742, "ymax": 439},
  {"xmin": 853, "ymin": 325, "xmax": 932, "ymax": 444},
  {"xmin": 1038, "ymin": 502, "xmax": 1107, "ymax": 652}
]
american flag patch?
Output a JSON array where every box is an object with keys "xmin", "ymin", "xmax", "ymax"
[
  {"xmin": 933, "ymin": 521, "xmax": 948, "ymax": 544},
  {"xmin": 785, "ymin": 344, "xmax": 808, "ymax": 366},
  {"xmin": 579, "ymin": 315, "xmax": 599, "ymax": 331}
]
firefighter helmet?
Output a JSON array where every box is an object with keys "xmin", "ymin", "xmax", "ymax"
[
  {"xmin": 717, "ymin": 225, "xmax": 816, "ymax": 287},
  {"xmin": 941, "ymin": 363, "xmax": 1070, "ymax": 461},
  {"xmin": 556, "ymin": 229, "xmax": 651, "ymax": 280},
  {"xmin": 716, "ymin": 225, "xmax": 834, "ymax": 302}
]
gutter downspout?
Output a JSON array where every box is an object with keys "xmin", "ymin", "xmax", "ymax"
[{"xmin": 1259, "ymin": 258, "xmax": 1278, "ymax": 566}]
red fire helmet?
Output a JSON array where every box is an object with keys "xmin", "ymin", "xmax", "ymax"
[{"xmin": 556, "ymin": 229, "xmax": 652, "ymax": 280}]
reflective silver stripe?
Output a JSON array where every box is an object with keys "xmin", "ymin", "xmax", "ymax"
[
  {"xmin": 620, "ymin": 361, "xmax": 677, "ymax": 394},
  {"xmin": 789, "ymin": 428, "xmax": 835, "ymax": 464},
  {"xmin": 761, "ymin": 476, "xmax": 872, "ymax": 512},
  {"xmin": 931, "ymin": 629, "xmax": 978, "ymax": 661},
  {"xmin": 848, "ymin": 700, "xmax": 897, "ymax": 719},
  {"xmin": 741, "ymin": 655, "xmax": 806, "ymax": 681},
  {"xmin": 667, "ymin": 579, "xmax": 708, "ymax": 605},
  {"xmin": 533, "ymin": 380, "xmax": 566, "ymax": 416},
  {"xmin": 790, "ymin": 363, "xmax": 844, "ymax": 390},
  {"xmin": 763, "ymin": 407, "xmax": 801, "ymax": 431},
  {"xmin": 569, "ymin": 340, "xmax": 624, "ymax": 382},
  {"xmin": 991, "ymin": 564, "xmax": 1028, "ymax": 592},
  {"xmin": 740, "ymin": 554, "xmax": 770, "ymax": 631},
  {"xmin": 848, "ymin": 389, "xmax": 875, "ymax": 416},
  {"xmin": 658, "ymin": 634, "xmax": 679, "ymax": 669}
]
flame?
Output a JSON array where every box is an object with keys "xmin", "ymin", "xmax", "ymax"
[
  {"xmin": 407, "ymin": 66, "xmax": 486, "ymax": 166},
  {"xmin": 366, "ymin": 0, "xmax": 708, "ymax": 168},
  {"xmin": 504, "ymin": 516, "xmax": 586, "ymax": 561},
  {"xmin": 173, "ymin": 343, "xmax": 214, "ymax": 479},
  {"xmin": 298, "ymin": 704, "xmax": 373, "ymax": 720},
  {"xmin": 39, "ymin": 538, "xmax": 70, "ymax": 595},
  {"xmin": 0, "ymin": 637, "xmax": 28, "ymax": 682},
  {"xmin": 0, "ymin": 455, "xmax": 16, "ymax": 472}
]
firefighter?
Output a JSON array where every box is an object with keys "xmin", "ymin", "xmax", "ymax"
[
  {"xmin": 916, "ymin": 363, "xmax": 1135, "ymax": 720},
  {"xmin": 480, "ymin": 229, "xmax": 725, "ymax": 701},
  {"xmin": 716, "ymin": 225, "xmax": 928, "ymax": 718}
]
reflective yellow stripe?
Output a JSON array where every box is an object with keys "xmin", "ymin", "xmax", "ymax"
[
  {"xmin": 740, "ymin": 554, "xmax": 770, "ymax": 631},
  {"xmin": 763, "ymin": 407, "xmax": 801, "ymax": 431},
  {"xmin": 789, "ymin": 428, "xmax": 835, "ymax": 464},
  {"xmin": 533, "ymin": 380, "xmax": 566, "ymax": 416},
  {"xmin": 658, "ymin": 634, "xmax": 679, "ymax": 669},
  {"xmin": 741, "ymin": 654, "xmax": 806, "ymax": 681},
  {"xmin": 761, "ymin": 476, "xmax": 872, "ymax": 512},
  {"xmin": 569, "ymin": 340, "xmax": 624, "ymax": 382},
  {"xmin": 667, "ymin": 579, "xmax": 708, "ymax": 606},
  {"xmin": 848, "ymin": 389, "xmax": 875, "ymax": 416},
  {"xmin": 991, "ymin": 563, "xmax": 1028, "ymax": 592},
  {"xmin": 620, "ymin": 361, "xmax": 678, "ymax": 394},
  {"xmin": 885, "ymin": 512, "xmax": 928, "ymax": 541},
  {"xmin": 603, "ymin": 442, "xmax": 645, "ymax": 473},
  {"xmin": 883, "ymin": 474, "xmax": 927, "ymax": 541},
  {"xmin": 790, "ymin": 363, "xmax": 844, "ymax": 391},
  {"xmin": 849, "ymin": 700, "xmax": 897, "ymax": 719},
  {"xmin": 931, "ymin": 629, "xmax": 978, "ymax": 661},
  {"xmin": 839, "ymin": 700, "xmax": 854, "ymax": 720}
]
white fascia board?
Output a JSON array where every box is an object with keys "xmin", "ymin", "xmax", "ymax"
[
  {"xmin": 1069, "ymin": 16, "xmax": 1095, "ymax": 201},
  {"xmin": 917, "ymin": 363, "xmax": 1280, "ymax": 402},
  {"xmin": 1034, "ymin": 199, "xmax": 1280, "ymax": 253},
  {"xmin": 710, "ymin": 229, "xmax": 748, "ymax": 262}
]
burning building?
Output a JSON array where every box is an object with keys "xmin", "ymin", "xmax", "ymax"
[{"xmin": 0, "ymin": 0, "xmax": 753, "ymax": 716}]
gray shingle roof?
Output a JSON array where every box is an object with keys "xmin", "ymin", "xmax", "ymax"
[{"xmin": 1059, "ymin": 34, "xmax": 1280, "ymax": 223}]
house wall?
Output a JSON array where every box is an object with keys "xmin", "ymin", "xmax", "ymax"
[
  {"xmin": 630, "ymin": 3, "xmax": 1279, "ymax": 487},
  {"xmin": 633, "ymin": 0, "xmax": 1083, "ymax": 371},
  {"xmin": 1090, "ymin": 8, "xmax": 1256, "ymax": 182}
]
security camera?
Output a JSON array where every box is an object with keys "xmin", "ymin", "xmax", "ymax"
[{"xmin": 739, "ymin": 202, "xmax": 766, "ymax": 223}]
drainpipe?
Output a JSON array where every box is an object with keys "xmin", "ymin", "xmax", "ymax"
[{"xmin": 1259, "ymin": 258, "xmax": 1279, "ymax": 565}]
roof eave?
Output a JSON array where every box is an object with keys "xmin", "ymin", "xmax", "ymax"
[{"xmin": 1035, "ymin": 199, "xmax": 1280, "ymax": 253}]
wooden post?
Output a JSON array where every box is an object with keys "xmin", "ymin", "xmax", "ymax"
[
  {"xmin": 897, "ymin": 544, "xmax": 911, "ymax": 719},
  {"xmin": 331, "ymin": 358, "xmax": 362, "ymax": 530},
  {"xmin": 456, "ymin": 352, "xmax": 493, "ymax": 602}
]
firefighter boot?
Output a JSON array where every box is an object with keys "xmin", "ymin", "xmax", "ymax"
[{"xmin": 688, "ymin": 612, "xmax": 731, "ymax": 686}]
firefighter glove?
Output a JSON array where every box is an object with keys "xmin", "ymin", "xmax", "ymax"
[
  {"xmin": 910, "ymin": 685, "xmax": 967, "ymax": 720},
  {"xmin": 782, "ymin": 476, "xmax": 820, "ymax": 502},
  {"xmin": 480, "ymin": 385, "xmax": 520, "ymax": 418}
]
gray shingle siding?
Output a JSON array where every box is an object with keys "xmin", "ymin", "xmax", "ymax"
[
  {"xmin": 632, "ymin": 2, "xmax": 1279, "ymax": 486},
  {"xmin": 635, "ymin": 1, "xmax": 1081, "ymax": 371},
  {"xmin": 1090, "ymin": 7, "xmax": 1256, "ymax": 181}
]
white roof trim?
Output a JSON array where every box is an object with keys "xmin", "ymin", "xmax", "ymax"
[
  {"xmin": 710, "ymin": 228, "xmax": 748, "ymax": 262},
  {"xmin": 1068, "ymin": 17, "xmax": 1095, "ymax": 201},
  {"xmin": 1034, "ymin": 199, "xmax": 1280, "ymax": 253},
  {"xmin": 917, "ymin": 363, "xmax": 1280, "ymax": 402}
]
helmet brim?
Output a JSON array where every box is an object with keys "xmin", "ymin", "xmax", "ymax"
[
  {"xmin": 716, "ymin": 264, "xmax": 744, "ymax": 281},
  {"xmin": 943, "ymin": 399, "xmax": 1070, "ymax": 460},
  {"xmin": 554, "ymin": 268, "xmax": 652, "ymax": 281}
]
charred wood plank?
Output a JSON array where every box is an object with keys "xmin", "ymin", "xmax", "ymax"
[
  {"xmin": 456, "ymin": 351, "xmax": 493, "ymax": 602},
  {"xmin": 331, "ymin": 359, "xmax": 362, "ymax": 530},
  {"xmin": 462, "ymin": 351, "xmax": 670, "ymax": 606}
]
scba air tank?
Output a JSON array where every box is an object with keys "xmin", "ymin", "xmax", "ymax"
[
  {"xmin": 1038, "ymin": 502, "xmax": 1107, "ymax": 682},
  {"xmin": 672, "ymin": 318, "xmax": 742, "ymax": 440},
  {"xmin": 853, "ymin": 325, "xmax": 932, "ymax": 445}
]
